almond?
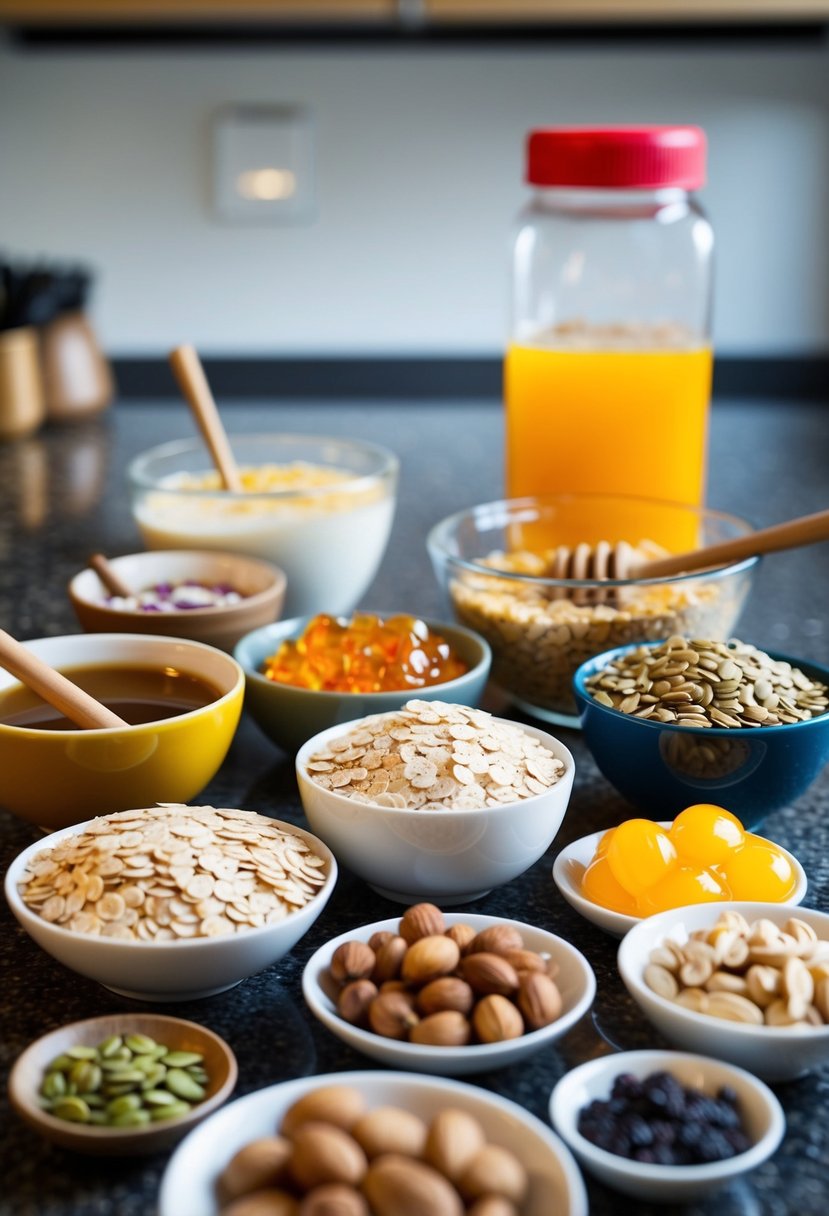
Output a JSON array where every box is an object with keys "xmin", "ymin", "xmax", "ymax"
[
  {"xmin": 466, "ymin": 926, "xmax": 524, "ymax": 957},
  {"xmin": 472, "ymin": 994, "xmax": 524, "ymax": 1043},
  {"xmin": 516, "ymin": 971, "xmax": 563, "ymax": 1030},
  {"xmin": 409, "ymin": 1010, "xmax": 471, "ymax": 1047},
  {"xmin": 459, "ymin": 953, "xmax": 519, "ymax": 996},
  {"xmin": 445, "ymin": 922, "xmax": 477, "ymax": 953},
  {"xmin": 351, "ymin": 1106, "xmax": 428, "ymax": 1159},
  {"xmin": 330, "ymin": 941, "xmax": 376, "ymax": 986},
  {"xmin": 368, "ymin": 930, "xmax": 395, "ymax": 952},
  {"xmin": 368, "ymin": 991, "xmax": 420, "ymax": 1039},
  {"xmin": 467, "ymin": 1199, "xmax": 520, "ymax": 1216},
  {"xmin": 290, "ymin": 1123, "xmax": 367, "ymax": 1190},
  {"xmin": 399, "ymin": 903, "xmax": 446, "ymax": 944},
  {"xmin": 401, "ymin": 935, "xmax": 460, "ymax": 985},
  {"xmin": 372, "ymin": 935, "xmax": 408, "ymax": 984},
  {"xmin": 299, "ymin": 1185, "xmax": 368, "ymax": 1216},
  {"xmin": 500, "ymin": 948, "xmax": 545, "ymax": 975},
  {"xmin": 458, "ymin": 1145, "xmax": 528, "ymax": 1205},
  {"xmin": 337, "ymin": 979, "xmax": 378, "ymax": 1027},
  {"xmin": 416, "ymin": 977, "xmax": 474, "ymax": 1017},
  {"xmin": 222, "ymin": 1190, "xmax": 299, "ymax": 1216},
  {"xmin": 423, "ymin": 1108, "xmax": 487, "ymax": 1182},
  {"xmin": 282, "ymin": 1087, "xmax": 366, "ymax": 1136},
  {"xmin": 363, "ymin": 1154, "xmax": 463, "ymax": 1216},
  {"xmin": 219, "ymin": 1137, "xmax": 293, "ymax": 1201}
]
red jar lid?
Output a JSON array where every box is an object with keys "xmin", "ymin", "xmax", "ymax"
[{"xmin": 526, "ymin": 126, "xmax": 706, "ymax": 190}]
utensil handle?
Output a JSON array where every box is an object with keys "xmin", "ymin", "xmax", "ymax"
[
  {"xmin": 169, "ymin": 344, "xmax": 243, "ymax": 493},
  {"xmin": 635, "ymin": 507, "xmax": 829, "ymax": 579},
  {"xmin": 0, "ymin": 630, "xmax": 127, "ymax": 729},
  {"xmin": 88, "ymin": 553, "xmax": 131, "ymax": 599}
]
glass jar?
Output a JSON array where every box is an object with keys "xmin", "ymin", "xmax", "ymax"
[{"xmin": 505, "ymin": 126, "xmax": 714, "ymax": 547}]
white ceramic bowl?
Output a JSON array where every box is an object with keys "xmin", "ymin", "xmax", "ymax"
[
  {"xmin": 296, "ymin": 716, "xmax": 575, "ymax": 904},
  {"xmin": 302, "ymin": 913, "xmax": 596, "ymax": 1075},
  {"xmin": 4, "ymin": 818, "xmax": 337, "ymax": 1002},
  {"xmin": 552, "ymin": 824, "xmax": 807, "ymax": 938},
  {"xmin": 618, "ymin": 902, "xmax": 829, "ymax": 1081},
  {"xmin": 159, "ymin": 1069, "xmax": 589, "ymax": 1216},
  {"xmin": 68, "ymin": 549, "xmax": 286, "ymax": 652},
  {"xmin": 549, "ymin": 1049, "xmax": 784, "ymax": 1202}
]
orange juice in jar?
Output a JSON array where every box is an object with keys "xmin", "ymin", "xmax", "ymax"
[{"xmin": 508, "ymin": 128, "xmax": 714, "ymax": 551}]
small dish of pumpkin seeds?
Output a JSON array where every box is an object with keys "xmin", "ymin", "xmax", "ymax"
[{"xmin": 8, "ymin": 1013, "xmax": 237, "ymax": 1154}]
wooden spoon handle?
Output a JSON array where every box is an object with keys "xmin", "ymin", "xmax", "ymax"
[
  {"xmin": 634, "ymin": 507, "xmax": 829, "ymax": 579},
  {"xmin": 0, "ymin": 631, "xmax": 127, "ymax": 730},
  {"xmin": 88, "ymin": 553, "xmax": 131, "ymax": 599},
  {"xmin": 169, "ymin": 344, "xmax": 243, "ymax": 493}
]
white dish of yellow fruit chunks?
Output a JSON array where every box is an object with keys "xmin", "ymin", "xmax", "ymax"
[
  {"xmin": 552, "ymin": 824, "xmax": 806, "ymax": 939},
  {"xmin": 158, "ymin": 1070, "xmax": 588, "ymax": 1216}
]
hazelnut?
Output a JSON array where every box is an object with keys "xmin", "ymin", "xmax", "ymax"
[
  {"xmin": 290, "ymin": 1122, "xmax": 367, "ymax": 1190},
  {"xmin": 416, "ymin": 977, "xmax": 474, "ymax": 1017},
  {"xmin": 372, "ymin": 935, "xmax": 408, "ymax": 984},
  {"xmin": 459, "ymin": 953, "xmax": 520, "ymax": 997},
  {"xmin": 399, "ymin": 903, "xmax": 447, "ymax": 944},
  {"xmin": 516, "ymin": 971, "xmax": 563, "ymax": 1030},
  {"xmin": 472, "ymin": 995, "xmax": 524, "ymax": 1043},
  {"xmin": 337, "ymin": 979, "xmax": 378, "ymax": 1027},
  {"xmin": 401, "ymin": 935, "xmax": 460, "ymax": 986},
  {"xmin": 368, "ymin": 991, "xmax": 420, "ymax": 1039},
  {"xmin": 466, "ymin": 926, "xmax": 524, "ymax": 957},
  {"xmin": 330, "ymin": 941, "xmax": 376, "ymax": 986},
  {"xmin": 409, "ymin": 1010, "xmax": 471, "ymax": 1047}
]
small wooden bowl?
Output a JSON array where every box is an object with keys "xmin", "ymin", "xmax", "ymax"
[{"xmin": 9, "ymin": 1013, "xmax": 237, "ymax": 1155}]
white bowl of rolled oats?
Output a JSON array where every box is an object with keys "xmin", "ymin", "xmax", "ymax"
[
  {"xmin": 427, "ymin": 494, "xmax": 757, "ymax": 728},
  {"xmin": 295, "ymin": 700, "xmax": 575, "ymax": 904},
  {"xmin": 5, "ymin": 804, "xmax": 337, "ymax": 1001}
]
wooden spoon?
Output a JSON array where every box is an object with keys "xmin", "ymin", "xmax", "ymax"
[
  {"xmin": 168, "ymin": 344, "xmax": 243, "ymax": 492},
  {"xmin": 88, "ymin": 552, "xmax": 131, "ymax": 599},
  {"xmin": 0, "ymin": 630, "xmax": 127, "ymax": 729},
  {"xmin": 547, "ymin": 506, "xmax": 829, "ymax": 583}
]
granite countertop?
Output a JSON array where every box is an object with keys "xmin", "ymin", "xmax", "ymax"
[{"xmin": 0, "ymin": 397, "xmax": 827, "ymax": 1216}]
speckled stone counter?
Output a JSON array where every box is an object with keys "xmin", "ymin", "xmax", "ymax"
[{"xmin": 1, "ymin": 398, "xmax": 828, "ymax": 1216}]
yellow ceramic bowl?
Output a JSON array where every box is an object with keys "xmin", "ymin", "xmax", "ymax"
[{"xmin": 0, "ymin": 634, "xmax": 244, "ymax": 829}]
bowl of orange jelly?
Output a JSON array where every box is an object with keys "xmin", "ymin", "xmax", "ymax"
[
  {"xmin": 552, "ymin": 804, "xmax": 807, "ymax": 937},
  {"xmin": 234, "ymin": 612, "xmax": 491, "ymax": 753}
]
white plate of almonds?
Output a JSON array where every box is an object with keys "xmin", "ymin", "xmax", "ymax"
[
  {"xmin": 159, "ymin": 1069, "xmax": 588, "ymax": 1216},
  {"xmin": 5, "ymin": 804, "xmax": 337, "ymax": 1002},
  {"xmin": 302, "ymin": 909, "xmax": 595, "ymax": 1076},
  {"xmin": 618, "ymin": 902, "xmax": 829, "ymax": 1081},
  {"xmin": 552, "ymin": 825, "xmax": 806, "ymax": 938}
]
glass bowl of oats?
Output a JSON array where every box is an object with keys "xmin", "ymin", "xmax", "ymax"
[
  {"xmin": 5, "ymin": 804, "xmax": 337, "ymax": 1001},
  {"xmin": 427, "ymin": 494, "xmax": 757, "ymax": 728},
  {"xmin": 129, "ymin": 434, "xmax": 398, "ymax": 619}
]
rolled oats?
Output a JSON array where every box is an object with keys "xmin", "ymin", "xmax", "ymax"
[
  {"xmin": 304, "ymin": 699, "xmax": 566, "ymax": 810},
  {"xmin": 449, "ymin": 546, "xmax": 746, "ymax": 717},
  {"xmin": 18, "ymin": 804, "xmax": 328, "ymax": 940}
]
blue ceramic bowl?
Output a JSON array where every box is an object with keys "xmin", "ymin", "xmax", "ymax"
[
  {"xmin": 235, "ymin": 614, "xmax": 491, "ymax": 754},
  {"xmin": 573, "ymin": 642, "xmax": 829, "ymax": 830}
]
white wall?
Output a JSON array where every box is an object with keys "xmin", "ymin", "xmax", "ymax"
[{"xmin": 1, "ymin": 34, "xmax": 828, "ymax": 356}]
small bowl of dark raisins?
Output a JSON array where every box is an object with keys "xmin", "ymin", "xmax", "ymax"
[{"xmin": 549, "ymin": 1049, "xmax": 784, "ymax": 1202}]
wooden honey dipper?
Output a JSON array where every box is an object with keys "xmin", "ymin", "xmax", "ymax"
[
  {"xmin": 0, "ymin": 629, "xmax": 126, "ymax": 729},
  {"xmin": 548, "ymin": 506, "xmax": 829, "ymax": 593}
]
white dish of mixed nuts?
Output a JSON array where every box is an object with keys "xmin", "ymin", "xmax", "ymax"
[{"xmin": 302, "ymin": 908, "xmax": 596, "ymax": 1075}]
